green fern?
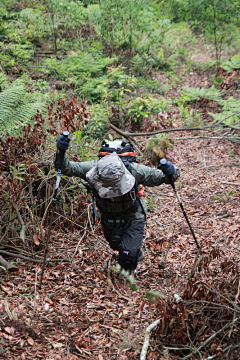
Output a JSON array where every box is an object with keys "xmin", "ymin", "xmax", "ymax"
[
  {"xmin": 180, "ymin": 85, "xmax": 240, "ymax": 125},
  {"xmin": 0, "ymin": 84, "xmax": 46, "ymax": 135},
  {"xmin": 210, "ymin": 97, "xmax": 240, "ymax": 125},
  {"xmin": 44, "ymin": 51, "xmax": 117, "ymax": 83},
  {"xmin": 78, "ymin": 76, "xmax": 109, "ymax": 101},
  {"xmin": 222, "ymin": 53, "xmax": 240, "ymax": 73},
  {"xmin": 181, "ymin": 86, "xmax": 221, "ymax": 102}
]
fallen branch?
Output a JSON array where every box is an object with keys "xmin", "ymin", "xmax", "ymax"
[
  {"xmin": 221, "ymin": 181, "xmax": 240, "ymax": 186},
  {"xmin": 140, "ymin": 318, "xmax": 161, "ymax": 360},
  {"xmin": 229, "ymin": 280, "xmax": 240, "ymax": 338},
  {"xmin": 0, "ymin": 250, "xmax": 69, "ymax": 263},
  {"xmin": 109, "ymin": 112, "xmax": 240, "ymax": 137},
  {"xmin": 0, "ymin": 255, "xmax": 18, "ymax": 272}
]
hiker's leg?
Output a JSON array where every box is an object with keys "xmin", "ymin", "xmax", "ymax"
[
  {"xmin": 102, "ymin": 226, "xmax": 122, "ymax": 250},
  {"xmin": 118, "ymin": 220, "xmax": 145, "ymax": 271}
]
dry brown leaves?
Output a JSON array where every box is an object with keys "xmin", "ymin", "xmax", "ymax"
[{"xmin": 1, "ymin": 79, "xmax": 240, "ymax": 359}]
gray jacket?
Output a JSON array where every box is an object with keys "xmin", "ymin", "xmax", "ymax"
[{"xmin": 54, "ymin": 152, "xmax": 180, "ymax": 223}]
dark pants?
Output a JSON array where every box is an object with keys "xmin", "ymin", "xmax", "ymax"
[{"xmin": 102, "ymin": 220, "xmax": 145, "ymax": 270}]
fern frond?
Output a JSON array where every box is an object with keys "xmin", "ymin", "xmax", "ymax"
[
  {"xmin": 222, "ymin": 53, "xmax": 240, "ymax": 73},
  {"xmin": 181, "ymin": 86, "xmax": 221, "ymax": 102},
  {"xmin": 0, "ymin": 84, "xmax": 46, "ymax": 135}
]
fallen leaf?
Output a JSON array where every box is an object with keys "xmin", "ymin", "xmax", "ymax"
[
  {"xmin": 4, "ymin": 326, "xmax": 14, "ymax": 335},
  {"xmin": 1, "ymin": 285, "xmax": 11, "ymax": 294},
  {"xmin": 52, "ymin": 343, "xmax": 64, "ymax": 348},
  {"xmin": 27, "ymin": 337, "xmax": 34, "ymax": 346},
  {"xmin": 43, "ymin": 303, "xmax": 49, "ymax": 311},
  {"xmin": 33, "ymin": 234, "xmax": 40, "ymax": 246}
]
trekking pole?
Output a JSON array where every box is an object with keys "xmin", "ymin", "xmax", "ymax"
[
  {"xmin": 159, "ymin": 159, "xmax": 201, "ymax": 251},
  {"xmin": 39, "ymin": 131, "xmax": 69, "ymax": 289}
]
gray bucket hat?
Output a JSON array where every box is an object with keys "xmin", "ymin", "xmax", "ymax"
[{"xmin": 86, "ymin": 152, "xmax": 135, "ymax": 198}]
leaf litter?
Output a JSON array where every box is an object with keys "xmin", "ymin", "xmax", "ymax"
[{"xmin": 0, "ymin": 71, "xmax": 240, "ymax": 359}]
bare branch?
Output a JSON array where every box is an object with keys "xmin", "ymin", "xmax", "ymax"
[
  {"xmin": 109, "ymin": 112, "xmax": 240, "ymax": 138},
  {"xmin": 0, "ymin": 250, "xmax": 69, "ymax": 263},
  {"xmin": 140, "ymin": 318, "xmax": 161, "ymax": 360},
  {"xmin": 13, "ymin": 205, "xmax": 27, "ymax": 243}
]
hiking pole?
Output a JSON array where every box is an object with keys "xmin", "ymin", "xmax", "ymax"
[
  {"xmin": 159, "ymin": 159, "xmax": 201, "ymax": 251},
  {"xmin": 39, "ymin": 131, "xmax": 70, "ymax": 289}
]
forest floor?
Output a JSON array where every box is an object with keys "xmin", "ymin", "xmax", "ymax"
[{"xmin": 1, "ymin": 69, "xmax": 240, "ymax": 360}]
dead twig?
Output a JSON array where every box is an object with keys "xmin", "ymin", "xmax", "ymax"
[
  {"xmin": 4, "ymin": 298, "xmax": 13, "ymax": 320},
  {"xmin": 203, "ymin": 344, "xmax": 240, "ymax": 360},
  {"xmin": 187, "ymin": 250, "xmax": 205, "ymax": 280},
  {"xmin": 182, "ymin": 317, "xmax": 240, "ymax": 360},
  {"xmin": 71, "ymin": 226, "xmax": 87, "ymax": 263},
  {"xmin": 0, "ymin": 250, "xmax": 69, "ymax": 263},
  {"xmin": 140, "ymin": 318, "xmax": 162, "ymax": 360},
  {"xmin": 54, "ymin": 211, "xmax": 110, "ymax": 248},
  {"xmin": 13, "ymin": 205, "xmax": 27, "ymax": 243},
  {"xmin": 221, "ymin": 181, "xmax": 240, "ymax": 186},
  {"xmin": 229, "ymin": 280, "xmax": 240, "ymax": 338}
]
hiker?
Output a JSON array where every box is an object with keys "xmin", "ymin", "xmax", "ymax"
[{"xmin": 54, "ymin": 135, "xmax": 180, "ymax": 272}]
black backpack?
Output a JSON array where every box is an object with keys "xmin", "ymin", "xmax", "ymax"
[{"xmin": 98, "ymin": 139, "xmax": 139, "ymax": 171}]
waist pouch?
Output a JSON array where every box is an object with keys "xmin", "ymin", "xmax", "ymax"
[
  {"xmin": 101, "ymin": 216, "xmax": 129, "ymax": 248},
  {"xmin": 101, "ymin": 214, "xmax": 130, "ymax": 230}
]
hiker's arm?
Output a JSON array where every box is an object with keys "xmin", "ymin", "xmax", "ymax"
[
  {"xmin": 132, "ymin": 163, "xmax": 180, "ymax": 187},
  {"xmin": 54, "ymin": 151, "xmax": 96, "ymax": 180}
]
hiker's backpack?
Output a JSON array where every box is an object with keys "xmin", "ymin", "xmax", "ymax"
[{"xmin": 98, "ymin": 139, "xmax": 139, "ymax": 169}]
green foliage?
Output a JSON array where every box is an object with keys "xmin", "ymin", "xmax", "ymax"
[
  {"xmin": 222, "ymin": 53, "xmax": 240, "ymax": 72},
  {"xmin": 0, "ymin": 82, "xmax": 46, "ymax": 135},
  {"xmin": 169, "ymin": 0, "xmax": 240, "ymax": 66},
  {"xmin": 1, "ymin": 42, "xmax": 34, "ymax": 66},
  {"xmin": 126, "ymin": 96, "xmax": 169, "ymax": 122},
  {"xmin": 82, "ymin": 103, "xmax": 111, "ymax": 139},
  {"xmin": 9, "ymin": 163, "xmax": 26, "ymax": 181},
  {"xmin": 130, "ymin": 51, "xmax": 168, "ymax": 74},
  {"xmin": 212, "ymin": 190, "xmax": 235, "ymax": 203},
  {"xmin": 180, "ymin": 85, "xmax": 240, "ymax": 125},
  {"xmin": 145, "ymin": 290, "xmax": 166, "ymax": 303},
  {"xmin": 180, "ymin": 86, "xmax": 221, "ymax": 102},
  {"xmin": 79, "ymin": 65, "xmax": 136, "ymax": 101},
  {"xmin": 47, "ymin": 0, "xmax": 88, "ymax": 26},
  {"xmin": 44, "ymin": 51, "xmax": 116, "ymax": 80},
  {"xmin": 96, "ymin": 0, "xmax": 152, "ymax": 52},
  {"xmin": 209, "ymin": 97, "xmax": 240, "ymax": 125}
]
